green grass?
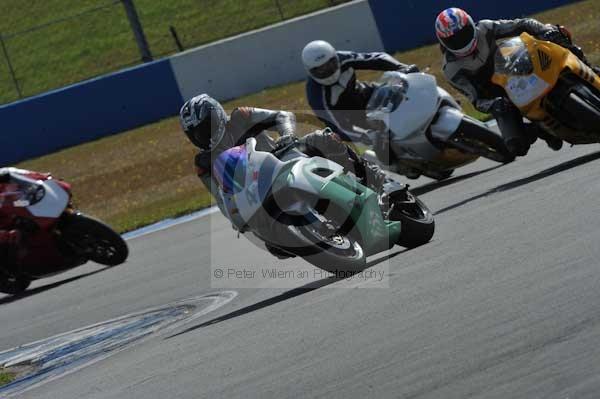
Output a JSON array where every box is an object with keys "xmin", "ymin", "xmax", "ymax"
[
  {"xmin": 16, "ymin": 0, "xmax": 600, "ymax": 233},
  {"xmin": 0, "ymin": 0, "xmax": 348, "ymax": 105},
  {"xmin": 0, "ymin": 370, "xmax": 16, "ymax": 386}
]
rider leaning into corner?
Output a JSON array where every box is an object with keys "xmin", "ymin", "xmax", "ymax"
[
  {"xmin": 0, "ymin": 168, "xmax": 61, "ymax": 274},
  {"xmin": 436, "ymin": 7, "xmax": 600, "ymax": 157},
  {"xmin": 302, "ymin": 40, "xmax": 419, "ymax": 148},
  {"xmin": 0, "ymin": 173, "xmax": 22, "ymax": 273},
  {"xmin": 179, "ymin": 94, "xmax": 388, "ymax": 258}
]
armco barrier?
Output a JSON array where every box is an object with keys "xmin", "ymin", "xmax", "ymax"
[
  {"xmin": 368, "ymin": 0, "xmax": 582, "ymax": 53},
  {"xmin": 0, "ymin": 59, "xmax": 183, "ymax": 166},
  {"xmin": 170, "ymin": 0, "xmax": 384, "ymax": 102}
]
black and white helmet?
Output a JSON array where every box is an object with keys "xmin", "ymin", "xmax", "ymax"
[
  {"xmin": 179, "ymin": 94, "xmax": 228, "ymax": 151},
  {"xmin": 302, "ymin": 40, "xmax": 341, "ymax": 86}
]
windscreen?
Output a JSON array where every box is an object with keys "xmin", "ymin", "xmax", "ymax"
[
  {"xmin": 494, "ymin": 37, "xmax": 534, "ymax": 76},
  {"xmin": 213, "ymin": 146, "xmax": 247, "ymax": 194},
  {"xmin": 0, "ymin": 174, "xmax": 45, "ymax": 207},
  {"xmin": 366, "ymin": 78, "xmax": 408, "ymax": 123}
]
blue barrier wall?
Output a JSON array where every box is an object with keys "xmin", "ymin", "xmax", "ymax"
[
  {"xmin": 368, "ymin": 0, "xmax": 582, "ymax": 53},
  {"xmin": 1, "ymin": 0, "xmax": 585, "ymax": 166},
  {"xmin": 0, "ymin": 59, "xmax": 183, "ymax": 166}
]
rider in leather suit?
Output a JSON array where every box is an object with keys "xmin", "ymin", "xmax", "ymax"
[
  {"xmin": 436, "ymin": 8, "xmax": 600, "ymax": 156},
  {"xmin": 302, "ymin": 40, "xmax": 419, "ymax": 143},
  {"xmin": 179, "ymin": 94, "xmax": 387, "ymax": 258}
]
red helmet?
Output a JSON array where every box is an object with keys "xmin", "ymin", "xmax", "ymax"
[{"xmin": 436, "ymin": 8, "xmax": 478, "ymax": 57}]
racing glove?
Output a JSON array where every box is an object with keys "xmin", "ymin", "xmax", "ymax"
[
  {"xmin": 401, "ymin": 64, "xmax": 420, "ymax": 74},
  {"xmin": 476, "ymin": 97, "xmax": 512, "ymax": 115}
]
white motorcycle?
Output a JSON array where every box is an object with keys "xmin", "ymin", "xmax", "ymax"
[{"xmin": 364, "ymin": 72, "xmax": 514, "ymax": 180}]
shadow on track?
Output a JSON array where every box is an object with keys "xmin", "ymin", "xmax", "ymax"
[
  {"xmin": 411, "ymin": 165, "xmax": 504, "ymax": 197},
  {"xmin": 435, "ymin": 151, "xmax": 600, "ymax": 216},
  {"xmin": 0, "ymin": 267, "xmax": 111, "ymax": 305},
  {"xmin": 167, "ymin": 250, "xmax": 407, "ymax": 339}
]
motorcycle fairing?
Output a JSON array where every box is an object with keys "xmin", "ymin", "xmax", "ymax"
[
  {"xmin": 0, "ymin": 172, "xmax": 69, "ymax": 219},
  {"xmin": 388, "ymin": 73, "xmax": 439, "ymax": 140},
  {"xmin": 218, "ymin": 138, "xmax": 402, "ymax": 256},
  {"xmin": 370, "ymin": 72, "xmax": 469, "ymax": 166},
  {"xmin": 430, "ymin": 106, "xmax": 464, "ymax": 142},
  {"xmin": 492, "ymin": 32, "xmax": 600, "ymax": 120}
]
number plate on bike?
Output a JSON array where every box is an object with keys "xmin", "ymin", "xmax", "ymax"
[{"xmin": 506, "ymin": 74, "xmax": 550, "ymax": 107}]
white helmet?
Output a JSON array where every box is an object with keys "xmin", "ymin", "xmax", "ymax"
[{"xmin": 302, "ymin": 40, "xmax": 340, "ymax": 86}]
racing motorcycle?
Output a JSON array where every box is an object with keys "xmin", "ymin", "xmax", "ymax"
[
  {"xmin": 0, "ymin": 168, "xmax": 129, "ymax": 295},
  {"xmin": 364, "ymin": 72, "xmax": 514, "ymax": 180},
  {"xmin": 213, "ymin": 136, "xmax": 435, "ymax": 272},
  {"xmin": 491, "ymin": 32, "xmax": 600, "ymax": 144}
]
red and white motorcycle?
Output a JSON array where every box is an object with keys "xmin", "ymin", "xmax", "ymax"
[{"xmin": 0, "ymin": 168, "xmax": 128, "ymax": 295}]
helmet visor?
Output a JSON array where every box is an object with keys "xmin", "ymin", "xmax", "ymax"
[
  {"xmin": 185, "ymin": 117, "xmax": 212, "ymax": 150},
  {"xmin": 309, "ymin": 57, "xmax": 340, "ymax": 80},
  {"xmin": 441, "ymin": 24, "xmax": 475, "ymax": 51}
]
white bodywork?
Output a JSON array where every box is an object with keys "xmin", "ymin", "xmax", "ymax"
[
  {"xmin": 368, "ymin": 72, "xmax": 464, "ymax": 162},
  {"xmin": 219, "ymin": 138, "xmax": 343, "ymax": 230},
  {"xmin": 1, "ymin": 168, "xmax": 69, "ymax": 219},
  {"xmin": 28, "ymin": 180, "xmax": 70, "ymax": 218}
]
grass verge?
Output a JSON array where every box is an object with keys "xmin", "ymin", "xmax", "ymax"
[
  {"xmin": 0, "ymin": 369, "xmax": 16, "ymax": 386},
  {"xmin": 16, "ymin": 0, "xmax": 600, "ymax": 233},
  {"xmin": 0, "ymin": 0, "xmax": 348, "ymax": 105}
]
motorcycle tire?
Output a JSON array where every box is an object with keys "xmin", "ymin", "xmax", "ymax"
[
  {"xmin": 389, "ymin": 193, "xmax": 435, "ymax": 248},
  {"xmin": 449, "ymin": 117, "xmax": 516, "ymax": 164},
  {"xmin": 60, "ymin": 213, "xmax": 129, "ymax": 266},
  {"xmin": 284, "ymin": 206, "xmax": 366, "ymax": 273},
  {"xmin": 0, "ymin": 274, "xmax": 31, "ymax": 295}
]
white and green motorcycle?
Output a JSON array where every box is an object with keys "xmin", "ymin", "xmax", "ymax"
[{"xmin": 212, "ymin": 135, "xmax": 435, "ymax": 272}]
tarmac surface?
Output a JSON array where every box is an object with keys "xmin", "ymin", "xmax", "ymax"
[{"xmin": 2, "ymin": 142, "xmax": 600, "ymax": 398}]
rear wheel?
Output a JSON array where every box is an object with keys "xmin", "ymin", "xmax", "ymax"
[
  {"xmin": 449, "ymin": 117, "xmax": 515, "ymax": 163},
  {"xmin": 60, "ymin": 213, "xmax": 129, "ymax": 266}
]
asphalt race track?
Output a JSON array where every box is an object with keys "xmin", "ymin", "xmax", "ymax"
[{"xmin": 2, "ymin": 142, "xmax": 600, "ymax": 398}]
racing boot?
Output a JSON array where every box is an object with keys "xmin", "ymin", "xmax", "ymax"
[
  {"xmin": 357, "ymin": 160, "xmax": 388, "ymax": 193},
  {"xmin": 540, "ymin": 133, "xmax": 563, "ymax": 151},
  {"xmin": 491, "ymin": 98, "xmax": 533, "ymax": 157},
  {"xmin": 504, "ymin": 136, "xmax": 531, "ymax": 157},
  {"xmin": 528, "ymin": 123, "xmax": 563, "ymax": 151}
]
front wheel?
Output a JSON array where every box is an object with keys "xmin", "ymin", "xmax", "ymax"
[
  {"xmin": 283, "ymin": 207, "xmax": 366, "ymax": 273},
  {"xmin": 449, "ymin": 117, "xmax": 515, "ymax": 164},
  {"xmin": 60, "ymin": 213, "xmax": 129, "ymax": 266}
]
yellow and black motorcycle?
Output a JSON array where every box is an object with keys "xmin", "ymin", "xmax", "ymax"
[{"xmin": 492, "ymin": 32, "xmax": 600, "ymax": 144}]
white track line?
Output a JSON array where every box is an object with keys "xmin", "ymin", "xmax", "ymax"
[{"xmin": 122, "ymin": 206, "xmax": 218, "ymax": 241}]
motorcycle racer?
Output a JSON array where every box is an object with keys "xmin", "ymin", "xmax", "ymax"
[
  {"xmin": 0, "ymin": 168, "xmax": 54, "ymax": 274},
  {"xmin": 435, "ymin": 7, "xmax": 600, "ymax": 156},
  {"xmin": 179, "ymin": 94, "xmax": 388, "ymax": 257},
  {"xmin": 303, "ymin": 40, "xmax": 419, "ymax": 143}
]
